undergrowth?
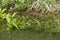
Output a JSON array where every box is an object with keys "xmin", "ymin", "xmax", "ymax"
[
  {"xmin": 0, "ymin": 0, "xmax": 60, "ymax": 33},
  {"xmin": 0, "ymin": 8, "xmax": 60, "ymax": 33}
]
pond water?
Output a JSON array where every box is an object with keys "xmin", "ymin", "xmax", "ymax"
[{"xmin": 0, "ymin": 30, "xmax": 60, "ymax": 40}]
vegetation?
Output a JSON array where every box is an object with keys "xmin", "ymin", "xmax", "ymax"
[{"xmin": 0, "ymin": 0, "xmax": 60, "ymax": 33}]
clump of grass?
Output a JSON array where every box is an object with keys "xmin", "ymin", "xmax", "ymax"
[
  {"xmin": 0, "ymin": 0, "xmax": 59, "ymax": 14},
  {"xmin": 0, "ymin": 0, "xmax": 60, "ymax": 33},
  {"xmin": 0, "ymin": 8, "xmax": 60, "ymax": 33}
]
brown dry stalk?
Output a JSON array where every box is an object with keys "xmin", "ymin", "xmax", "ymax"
[{"xmin": 25, "ymin": 0, "xmax": 59, "ymax": 16}]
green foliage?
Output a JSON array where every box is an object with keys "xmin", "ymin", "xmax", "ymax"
[
  {"xmin": 0, "ymin": 0, "xmax": 60, "ymax": 33},
  {"xmin": 1, "ymin": 0, "xmax": 10, "ymax": 7},
  {"xmin": 44, "ymin": 0, "xmax": 54, "ymax": 4},
  {"xmin": 15, "ymin": 0, "xmax": 25, "ymax": 10},
  {"xmin": 0, "ymin": 8, "xmax": 60, "ymax": 33},
  {"xmin": 0, "ymin": 0, "xmax": 59, "ymax": 12}
]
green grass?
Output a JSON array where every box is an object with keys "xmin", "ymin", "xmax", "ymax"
[
  {"xmin": 0, "ymin": 8, "xmax": 60, "ymax": 33},
  {"xmin": 0, "ymin": 0, "xmax": 60, "ymax": 40},
  {"xmin": 0, "ymin": 0, "xmax": 60, "ymax": 33}
]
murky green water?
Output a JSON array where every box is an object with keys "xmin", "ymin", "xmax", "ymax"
[{"xmin": 0, "ymin": 30, "xmax": 60, "ymax": 40}]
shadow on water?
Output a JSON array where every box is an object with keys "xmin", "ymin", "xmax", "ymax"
[{"xmin": 0, "ymin": 29, "xmax": 60, "ymax": 40}]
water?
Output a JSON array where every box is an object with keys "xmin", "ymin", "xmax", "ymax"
[{"xmin": 0, "ymin": 30, "xmax": 60, "ymax": 40}]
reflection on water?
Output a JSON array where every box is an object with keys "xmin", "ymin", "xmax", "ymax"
[{"xmin": 0, "ymin": 30, "xmax": 60, "ymax": 40}]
